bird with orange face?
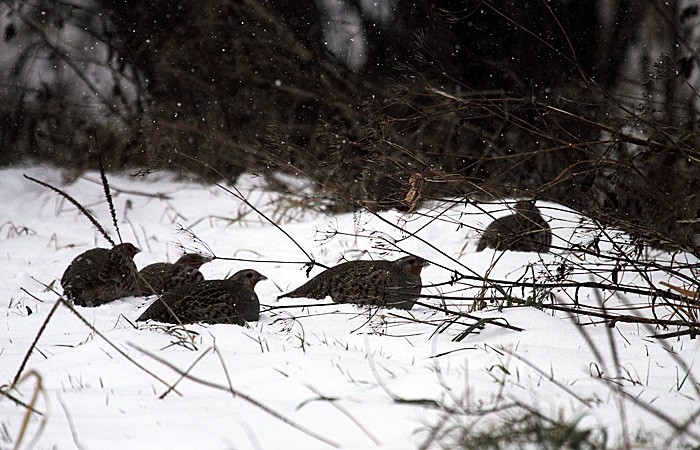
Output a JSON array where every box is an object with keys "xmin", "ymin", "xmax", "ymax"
[{"xmin": 279, "ymin": 255, "xmax": 429, "ymax": 310}]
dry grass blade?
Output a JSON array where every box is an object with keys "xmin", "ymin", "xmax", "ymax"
[
  {"xmin": 216, "ymin": 180, "xmax": 329, "ymax": 270},
  {"xmin": 659, "ymin": 281, "xmax": 699, "ymax": 301},
  {"xmin": 500, "ymin": 348, "xmax": 592, "ymax": 407},
  {"xmin": 0, "ymin": 385, "xmax": 44, "ymax": 416},
  {"xmin": 97, "ymin": 151, "xmax": 122, "ymax": 243},
  {"xmin": 212, "ymin": 343, "xmax": 236, "ymax": 398},
  {"xmin": 365, "ymin": 338, "xmax": 442, "ymax": 408},
  {"xmin": 404, "ymin": 172, "xmax": 424, "ymax": 213},
  {"xmin": 57, "ymin": 393, "xmax": 86, "ymax": 450},
  {"xmin": 11, "ymin": 370, "xmax": 48, "ymax": 450}
]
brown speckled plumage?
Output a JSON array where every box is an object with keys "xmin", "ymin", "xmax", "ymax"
[
  {"xmin": 476, "ymin": 200, "xmax": 552, "ymax": 253},
  {"xmin": 279, "ymin": 255, "xmax": 428, "ymax": 310},
  {"xmin": 61, "ymin": 243, "xmax": 140, "ymax": 307},
  {"xmin": 138, "ymin": 253, "xmax": 212, "ymax": 295},
  {"xmin": 137, "ymin": 269, "xmax": 266, "ymax": 325}
]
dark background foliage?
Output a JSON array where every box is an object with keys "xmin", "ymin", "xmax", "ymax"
[{"xmin": 1, "ymin": 0, "xmax": 698, "ymax": 252}]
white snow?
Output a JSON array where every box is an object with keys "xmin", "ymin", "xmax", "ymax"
[{"xmin": 1, "ymin": 165, "xmax": 699, "ymax": 449}]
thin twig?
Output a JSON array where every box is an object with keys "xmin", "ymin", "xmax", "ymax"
[
  {"xmin": 159, "ymin": 347, "xmax": 213, "ymax": 400},
  {"xmin": 0, "ymin": 385, "xmax": 44, "ymax": 416},
  {"xmin": 173, "ymin": 153, "xmax": 328, "ymax": 270},
  {"xmin": 24, "ymin": 175, "xmax": 114, "ymax": 246},
  {"xmin": 130, "ymin": 343, "xmax": 340, "ymax": 448},
  {"xmin": 12, "ymin": 299, "xmax": 61, "ymax": 386},
  {"xmin": 58, "ymin": 299, "xmax": 179, "ymax": 393},
  {"xmin": 414, "ymin": 300, "xmax": 523, "ymax": 332}
]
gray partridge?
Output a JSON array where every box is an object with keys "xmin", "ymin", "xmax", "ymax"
[
  {"xmin": 476, "ymin": 199, "xmax": 552, "ymax": 252},
  {"xmin": 137, "ymin": 253, "xmax": 213, "ymax": 295},
  {"xmin": 61, "ymin": 243, "xmax": 141, "ymax": 307},
  {"xmin": 136, "ymin": 269, "xmax": 266, "ymax": 325},
  {"xmin": 278, "ymin": 255, "xmax": 428, "ymax": 310}
]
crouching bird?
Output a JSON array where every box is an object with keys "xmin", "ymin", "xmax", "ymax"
[
  {"xmin": 61, "ymin": 242, "xmax": 141, "ymax": 307},
  {"xmin": 476, "ymin": 199, "xmax": 552, "ymax": 253},
  {"xmin": 137, "ymin": 253, "xmax": 213, "ymax": 295},
  {"xmin": 278, "ymin": 255, "xmax": 428, "ymax": 310},
  {"xmin": 137, "ymin": 269, "xmax": 266, "ymax": 325}
]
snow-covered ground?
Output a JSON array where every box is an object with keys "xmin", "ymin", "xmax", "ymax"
[{"xmin": 1, "ymin": 166, "xmax": 699, "ymax": 449}]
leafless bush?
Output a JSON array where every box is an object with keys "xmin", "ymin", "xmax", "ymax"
[{"xmin": 2, "ymin": 1, "xmax": 699, "ymax": 252}]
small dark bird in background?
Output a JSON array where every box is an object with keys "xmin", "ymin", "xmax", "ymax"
[
  {"xmin": 61, "ymin": 243, "xmax": 141, "ymax": 307},
  {"xmin": 476, "ymin": 199, "xmax": 552, "ymax": 253},
  {"xmin": 137, "ymin": 253, "xmax": 213, "ymax": 295},
  {"xmin": 278, "ymin": 255, "xmax": 429, "ymax": 310},
  {"xmin": 137, "ymin": 269, "xmax": 266, "ymax": 325}
]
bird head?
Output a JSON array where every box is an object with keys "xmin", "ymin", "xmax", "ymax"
[
  {"xmin": 514, "ymin": 198, "xmax": 538, "ymax": 213},
  {"xmin": 229, "ymin": 269, "xmax": 268, "ymax": 289},
  {"xmin": 175, "ymin": 253, "xmax": 214, "ymax": 269},
  {"xmin": 113, "ymin": 243, "xmax": 140, "ymax": 258},
  {"xmin": 396, "ymin": 255, "xmax": 430, "ymax": 276}
]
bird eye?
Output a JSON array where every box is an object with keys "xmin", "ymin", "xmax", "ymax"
[{"xmin": 246, "ymin": 272, "xmax": 253, "ymax": 278}]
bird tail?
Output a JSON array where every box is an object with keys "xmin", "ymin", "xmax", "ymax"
[{"xmin": 277, "ymin": 290, "xmax": 299, "ymax": 300}]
